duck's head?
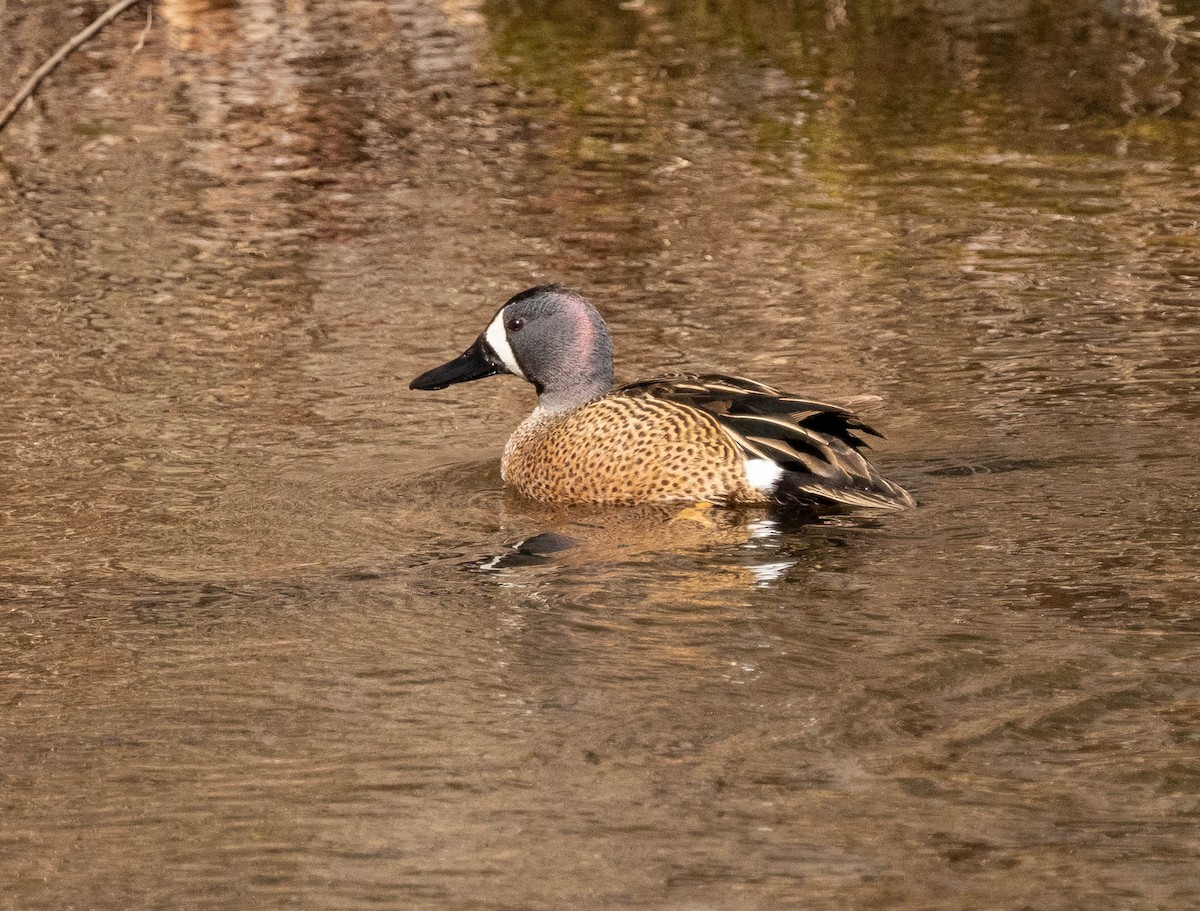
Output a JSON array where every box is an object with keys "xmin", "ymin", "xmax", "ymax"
[{"xmin": 410, "ymin": 284, "xmax": 615, "ymax": 413}]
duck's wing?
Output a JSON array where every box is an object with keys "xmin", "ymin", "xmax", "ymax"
[{"xmin": 615, "ymin": 373, "xmax": 915, "ymax": 509}]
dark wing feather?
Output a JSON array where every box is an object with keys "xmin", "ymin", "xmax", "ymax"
[{"xmin": 616, "ymin": 373, "xmax": 914, "ymax": 509}]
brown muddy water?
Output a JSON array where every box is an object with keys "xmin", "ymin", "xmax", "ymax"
[{"xmin": 2, "ymin": 1, "xmax": 1200, "ymax": 908}]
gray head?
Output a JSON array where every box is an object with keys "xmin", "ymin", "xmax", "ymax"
[{"xmin": 410, "ymin": 285, "xmax": 616, "ymax": 413}]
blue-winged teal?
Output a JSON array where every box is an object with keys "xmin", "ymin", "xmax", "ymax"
[{"xmin": 410, "ymin": 285, "xmax": 915, "ymax": 509}]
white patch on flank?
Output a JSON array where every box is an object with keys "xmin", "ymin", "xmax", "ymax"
[
  {"xmin": 744, "ymin": 457, "xmax": 783, "ymax": 492},
  {"xmin": 485, "ymin": 310, "xmax": 526, "ymax": 379}
]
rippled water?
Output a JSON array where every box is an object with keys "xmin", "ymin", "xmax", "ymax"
[{"xmin": 2, "ymin": 1, "xmax": 1199, "ymax": 908}]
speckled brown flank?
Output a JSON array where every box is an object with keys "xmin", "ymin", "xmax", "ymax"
[{"xmin": 502, "ymin": 395, "xmax": 765, "ymax": 506}]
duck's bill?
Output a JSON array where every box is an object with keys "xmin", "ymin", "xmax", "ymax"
[{"xmin": 410, "ymin": 336, "xmax": 506, "ymax": 390}]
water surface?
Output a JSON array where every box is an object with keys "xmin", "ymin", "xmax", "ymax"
[{"xmin": 2, "ymin": 1, "xmax": 1199, "ymax": 908}]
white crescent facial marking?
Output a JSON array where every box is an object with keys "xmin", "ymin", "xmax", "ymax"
[
  {"xmin": 485, "ymin": 309, "xmax": 526, "ymax": 380},
  {"xmin": 744, "ymin": 457, "xmax": 783, "ymax": 492}
]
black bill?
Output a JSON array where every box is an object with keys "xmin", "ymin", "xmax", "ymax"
[{"xmin": 410, "ymin": 336, "xmax": 506, "ymax": 390}]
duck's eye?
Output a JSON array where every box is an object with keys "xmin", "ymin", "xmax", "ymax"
[{"xmin": 507, "ymin": 317, "xmax": 525, "ymax": 333}]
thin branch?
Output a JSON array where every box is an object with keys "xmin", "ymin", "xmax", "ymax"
[
  {"xmin": 131, "ymin": 2, "xmax": 154, "ymax": 55},
  {"xmin": 0, "ymin": 0, "xmax": 147, "ymax": 134}
]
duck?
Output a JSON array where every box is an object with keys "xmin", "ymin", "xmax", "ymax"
[{"xmin": 410, "ymin": 284, "xmax": 915, "ymax": 509}]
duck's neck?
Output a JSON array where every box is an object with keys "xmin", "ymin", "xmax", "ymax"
[{"xmin": 533, "ymin": 381, "xmax": 611, "ymax": 417}]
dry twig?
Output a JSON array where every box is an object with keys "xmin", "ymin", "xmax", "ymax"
[
  {"xmin": 131, "ymin": 2, "xmax": 154, "ymax": 55},
  {"xmin": 0, "ymin": 0, "xmax": 147, "ymax": 134}
]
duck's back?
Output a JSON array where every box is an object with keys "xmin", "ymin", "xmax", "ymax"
[{"xmin": 619, "ymin": 373, "xmax": 914, "ymax": 509}]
